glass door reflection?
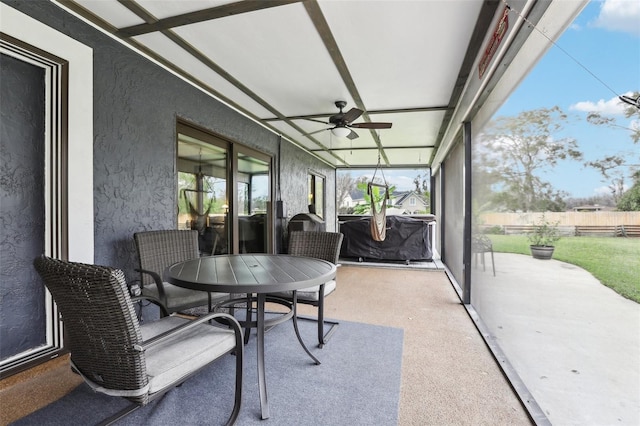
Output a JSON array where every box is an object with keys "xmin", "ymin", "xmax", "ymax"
[
  {"xmin": 236, "ymin": 151, "xmax": 270, "ymax": 253},
  {"xmin": 177, "ymin": 128, "xmax": 229, "ymax": 255}
]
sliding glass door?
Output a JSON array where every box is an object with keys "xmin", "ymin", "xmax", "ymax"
[{"xmin": 177, "ymin": 122, "xmax": 272, "ymax": 254}]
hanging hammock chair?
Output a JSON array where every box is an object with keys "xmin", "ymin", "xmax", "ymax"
[
  {"xmin": 182, "ymin": 188, "xmax": 213, "ymax": 235},
  {"xmin": 368, "ymin": 152, "xmax": 389, "ymax": 241},
  {"xmin": 181, "ymin": 152, "xmax": 219, "ymax": 235}
]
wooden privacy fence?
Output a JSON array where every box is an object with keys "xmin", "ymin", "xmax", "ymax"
[{"xmin": 478, "ymin": 212, "xmax": 640, "ymax": 237}]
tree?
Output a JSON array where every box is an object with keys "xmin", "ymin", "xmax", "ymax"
[
  {"xmin": 584, "ymin": 155, "xmax": 627, "ymax": 203},
  {"xmin": 617, "ymin": 171, "xmax": 640, "ymax": 211},
  {"xmin": 621, "ymin": 92, "xmax": 640, "ymax": 144},
  {"xmin": 476, "ymin": 106, "xmax": 583, "ymax": 212},
  {"xmin": 336, "ymin": 172, "xmax": 356, "ymax": 213},
  {"xmin": 585, "ymin": 93, "xmax": 640, "ymax": 202},
  {"xmin": 412, "ymin": 173, "xmax": 431, "ymax": 202},
  {"xmin": 413, "ymin": 173, "xmax": 429, "ymax": 194}
]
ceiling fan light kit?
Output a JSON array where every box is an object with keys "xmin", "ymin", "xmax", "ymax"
[{"xmin": 331, "ymin": 126, "xmax": 352, "ymax": 138}]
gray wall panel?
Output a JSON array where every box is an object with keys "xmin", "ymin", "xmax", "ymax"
[{"xmin": 443, "ymin": 139, "xmax": 465, "ymax": 284}]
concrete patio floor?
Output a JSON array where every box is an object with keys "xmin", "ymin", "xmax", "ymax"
[{"xmin": 472, "ymin": 252, "xmax": 640, "ymax": 426}]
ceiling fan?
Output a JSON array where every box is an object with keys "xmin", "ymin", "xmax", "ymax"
[{"xmin": 302, "ymin": 101, "xmax": 392, "ymax": 140}]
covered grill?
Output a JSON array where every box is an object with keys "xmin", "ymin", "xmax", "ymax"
[
  {"xmin": 287, "ymin": 213, "xmax": 325, "ymax": 233},
  {"xmin": 339, "ymin": 216, "xmax": 433, "ymax": 263}
]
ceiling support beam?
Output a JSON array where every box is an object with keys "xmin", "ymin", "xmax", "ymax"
[
  {"xmin": 304, "ymin": 0, "xmax": 390, "ymax": 166},
  {"xmin": 263, "ymin": 105, "xmax": 451, "ymax": 122},
  {"xmin": 117, "ymin": 0, "xmax": 303, "ymax": 37},
  {"xmin": 310, "ymin": 145, "xmax": 435, "ymax": 152}
]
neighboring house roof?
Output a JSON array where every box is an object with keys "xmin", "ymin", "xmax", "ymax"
[{"xmin": 392, "ymin": 191, "xmax": 428, "ymax": 207}]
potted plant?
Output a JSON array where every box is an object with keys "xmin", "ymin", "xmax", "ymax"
[{"xmin": 527, "ymin": 214, "xmax": 561, "ymax": 260}]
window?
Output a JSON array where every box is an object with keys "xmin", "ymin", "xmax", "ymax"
[{"xmin": 308, "ymin": 171, "xmax": 325, "ymax": 219}]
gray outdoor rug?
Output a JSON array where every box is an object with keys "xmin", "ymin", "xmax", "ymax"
[{"xmin": 13, "ymin": 318, "xmax": 403, "ymax": 426}]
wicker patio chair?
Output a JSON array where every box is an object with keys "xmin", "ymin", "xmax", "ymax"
[
  {"xmin": 270, "ymin": 231, "xmax": 343, "ymax": 348},
  {"xmin": 33, "ymin": 255, "xmax": 244, "ymax": 426},
  {"xmin": 134, "ymin": 229, "xmax": 228, "ymax": 316}
]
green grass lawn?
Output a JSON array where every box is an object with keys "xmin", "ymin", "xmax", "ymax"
[{"xmin": 488, "ymin": 235, "xmax": 640, "ymax": 303}]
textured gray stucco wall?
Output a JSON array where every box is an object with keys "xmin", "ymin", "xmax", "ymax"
[
  {"xmin": 4, "ymin": 0, "xmax": 335, "ymax": 282},
  {"xmin": 279, "ymin": 141, "xmax": 336, "ymax": 230}
]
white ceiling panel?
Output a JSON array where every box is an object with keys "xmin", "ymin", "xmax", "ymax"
[
  {"xmin": 320, "ymin": 1, "xmax": 483, "ymax": 109},
  {"xmin": 370, "ymin": 111, "xmax": 446, "ymax": 147},
  {"xmin": 133, "ymin": 32, "xmax": 274, "ymax": 118},
  {"xmin": 338, "ymin": 149, "xmax": 386, "ymax": 167},
  {"xmin": 384, "ymin": 148, "xmax": 433, "ymax": 167},
  {"xmin": 75, "ymin": 0, "xmax": 144, "ymax": 28},
  {"xmin": 266, "ymin": 121, "xmax": 331, "ymax": 151},
  {"xmin": 313, "ymin": 150, "xmax": 342, "ymax": 166},
  {"xmin": 137, "ymin": 0, "xmax": 235, "ymax": 20}
]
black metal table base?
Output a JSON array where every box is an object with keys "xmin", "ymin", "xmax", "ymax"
[{"xmin": 214, "ymin": 292, "xmax": 319, "ymax": 419}]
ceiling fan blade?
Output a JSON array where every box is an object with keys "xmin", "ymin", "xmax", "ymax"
[
  {"xmin": 302, "ymin": 117, "xmax": 330, "ymax": 125},
  {"xmin": 301, "ymin": 128, "xmax": 329, "ymax": 137},
  {"xmin": 341, "ymin": 107, "xmax": 363, "ymax": 123},
  {"xmin": 347, "ymin": 129, "xmax": 359, "ymax": 140},
  {"xmin": 350, "ymin": 122, "xmax": 392, "ymax": 129}
]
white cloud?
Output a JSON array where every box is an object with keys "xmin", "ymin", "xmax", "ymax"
[
  {"xmin": 592, "ymin": 0, "xmax": 640, "ymax": 36},
  {"xmin": 569, "ymin": 94, "xmax": 629, "ymax": 114},
  {"xmin": 594, "ymin": 182, "xmax": 629, "ymax": 195},
  {"xmin": 569, "ymin": 23, "xmax": 582, "ymax": 31},
  {"xmin": 593, "ymin": 185, "xmax": 612, "ymax": 195}
]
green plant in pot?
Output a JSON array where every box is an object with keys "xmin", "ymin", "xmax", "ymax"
[{"xmin": 527, "ymin": 214, "xmax": 561, "ymax": 260}]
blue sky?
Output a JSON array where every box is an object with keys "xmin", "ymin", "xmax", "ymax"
[
  {"xmin": 344, "ymin": 0, "xmax": 639, "ymax": 198},
  {"xmin": 494, "ymin": 0, "xmax": 639, "ymax": 198}
]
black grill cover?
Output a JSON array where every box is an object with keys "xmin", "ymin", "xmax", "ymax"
[{"xmin": 340, "ymin": 216, "xmax": 432, "ymax": 261}]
